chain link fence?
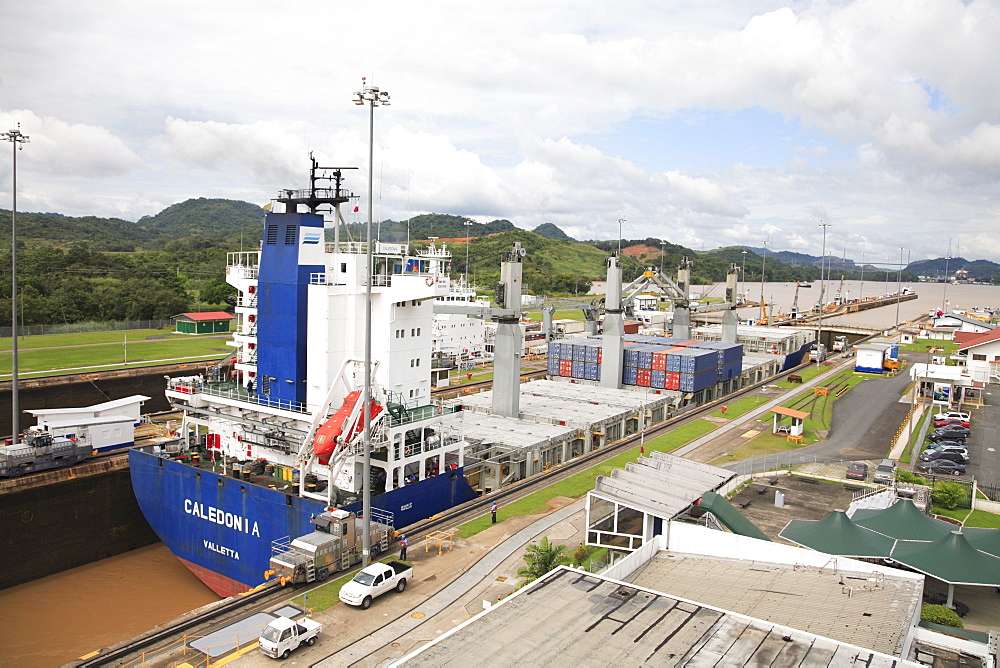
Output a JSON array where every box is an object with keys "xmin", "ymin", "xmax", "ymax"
[{"xmin": 0, "ymin": 319, "xmax": 173, "ymax": 338}]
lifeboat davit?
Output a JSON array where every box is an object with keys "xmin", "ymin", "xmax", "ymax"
[{"xmin": 313, "ymin": 391, "xmax": 384, "ymax": 465}]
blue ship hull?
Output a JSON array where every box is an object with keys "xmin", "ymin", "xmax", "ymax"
[{"xmin": 129, "ymin": 448, "xmax": 477, "ymax": 596}]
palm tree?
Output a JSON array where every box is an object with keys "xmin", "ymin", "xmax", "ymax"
[{"xmin": 517, "ymin": 537, "xmax": 571, "ymax": 585}]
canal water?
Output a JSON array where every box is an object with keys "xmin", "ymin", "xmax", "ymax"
[
  {"xmin": 715, "ymin": 279, "xmax": 1000, "ymax": 328},
  {"xmin": 0, "ymin": 543, "xmax": 219, "ymax": 667}
]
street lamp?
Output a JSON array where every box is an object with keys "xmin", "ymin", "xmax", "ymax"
[
  {"xmin": 464, "ymin": 219, "xmax": 473, "ymax": 287},
  {"xmin": 759, "ymin": 240, "xmax": 769, "ymax": 311},
  {"xmin": 859, "ymin": 251, "xmax": 865, "ymax": 301},
  {"xmin": 817, "ymin": 222, "xmax": 831, "ymax": 364},
  {"xmin": 894, "ymin": 246, "xmax": 904, "ymax": 327},
  {"xmin": 353, "ymin": 79, "xmax": 390, "ymax": 567},
  {"xmin": 659, "ymin": 240, "xmax": 666, "ymax": 276},
  {"xmin": 740, "ymin": 249, "xmax": 747, "ymax": 304},
  {"xmin": 617, "ymin": 218, "xmax": 625, "ymax": 257},
  {"xmin": 3, "ymin": 125, "xmax": 28, "ymax": 439}
]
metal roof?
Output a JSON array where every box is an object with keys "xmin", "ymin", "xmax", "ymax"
[
  {"xmin": 397, "ymin": 566, "xmax": 921, "ymax": 667},
  {"xmin": 592, "ymin": 452, "xmax": 733, "ymax": 521}
]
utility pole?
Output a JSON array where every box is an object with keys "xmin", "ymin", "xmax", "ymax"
[{"xmin": 817, "ymin": 222, "xmax": 831, "ymax": 365}]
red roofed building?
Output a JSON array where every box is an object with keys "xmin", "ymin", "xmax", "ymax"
[
  {"xmin": 172, "ymin": 311, "xmax": 235, "ymax": 335},
  {"xmin": 956, "ymin": 327, "xmax": 1000, "ymax": 384}
]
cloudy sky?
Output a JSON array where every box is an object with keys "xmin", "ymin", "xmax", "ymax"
[{"xmin": 2, "ymin": 0, "xmax": 999, "ymax": 264}]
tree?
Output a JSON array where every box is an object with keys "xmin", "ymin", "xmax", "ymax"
[
  {"xmin": 517, "ymin": 537, "xmax": 571, "ymax": 585},
  {"xmin": 932, "ymin": 481, "xmax": 967, "ymax": 511}
]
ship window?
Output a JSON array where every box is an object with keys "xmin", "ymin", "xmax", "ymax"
[
  {"xmin": 341, "ymin": 263, "xmax": 347, "ymax": 273},
  {"xmin": 241, "ymin": 485, "xmax": 246, "ymax": 493},
  {"xmin": 195, "ymin": 472, "xmax": 201, "ymax": 479},
  {"xmin": 266, "ymin": 225, "xmax": 278, "ymax": 245},
  {"xmin": 218, "ymin": 478, "xmax": 225, "ymax": 487},
  {"xmin": 285, "ymin": 225, "xmax": 297, "ymax": 245}
]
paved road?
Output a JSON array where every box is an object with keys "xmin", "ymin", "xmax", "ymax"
[{"xmin": 808, "ymin": 356, "xmax": 914, "ymax": 460}]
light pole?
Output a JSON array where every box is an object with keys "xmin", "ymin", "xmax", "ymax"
[
  {"xmin": 817, "ymin": 222, "xmax": 831, "ymax": 364},
  {"xmin": 759, "ymin": 240, "xmax": 769, "ymax": 312},
  {"xmin": 859, "ymin": 251, "xmax": 865, "ymax": 300},
  {"xmin": 353, "ymin": 79, "xmax": 390, "ymax": 567},
  {"xmin": 659, "ymin": 240, "xmax": 666, "ymax": 276},
  {"xmin": 894, "ymin": 246, "xmax": 904, "ymax": 327},
  {"xmin": 617, "ymin": 218, "xmax": 625, "ymax": 257},
  {"xmin": 3, "ymin": 125, "xmax": 28, "ymax": 439},
  {"xmin": 464, "ymin": 220, "xmax": 473, "ymax": 287},
  {"xmin": 740, "ymin": 249, "xmax": 747, "ymax": 304}
]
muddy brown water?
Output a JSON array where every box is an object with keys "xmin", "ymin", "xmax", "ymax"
[{"xmin": 0, "ymin": 543, "xmax": 218, "ymax": 667}]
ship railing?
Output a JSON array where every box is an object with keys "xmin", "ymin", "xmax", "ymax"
[
  {"xmin": 309, "ymin": 272, "xmax": 348, "ymax": 286},
  {"xmin": 418, "ymin": 246, "xmax": 452, "ymax": 258},
  {"xmin": 325, "ymin": 241, "xmax": 410, "ymax": 256},
  {"xmin": 197, "ymin": 384, "xmax": 308, "ymax": 414},
  {"xmin": 389, "ymin": 404, "xmax": 461, "ymax": 427},
  {"xmin": 235, "ymin": 295, "xmax": 258, "ymax": 308}
]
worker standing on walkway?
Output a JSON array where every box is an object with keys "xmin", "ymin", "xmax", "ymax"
[
  {"xmin": 491, "ymin": 501, "xmax": 498, "ymax": 524},
  {"xmin": 399, "ymin": 534, "xmax": 408, "ymax": 561}
]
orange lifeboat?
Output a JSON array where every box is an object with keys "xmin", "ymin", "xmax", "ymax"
[{"xmin": 313, "ymin": 391, "xmax": 383, "ymax": 465}]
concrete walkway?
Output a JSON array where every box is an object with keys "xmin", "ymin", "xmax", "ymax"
[{"xmin": 314, "ymin": 499, "xmax": 585, "ymax": 667}]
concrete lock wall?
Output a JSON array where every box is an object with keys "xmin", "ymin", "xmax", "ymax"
[{"xmin": 0, "ymin": 463, "xmax": 160, "ymax": 590}]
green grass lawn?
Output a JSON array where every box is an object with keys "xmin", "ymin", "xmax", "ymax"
[
  {"xmin": 709, "ymin": 368, "xmax": 886, "ymax": 464},
  {"xmin": 931, "ymin": 507, "xmax": 1000, "ymax": 529},
  {"xmin": 0, "ymin": 330, "xmax": 232, "ymax": 376},
  {"xmin": 899, "ymin": 338, "xmax": 958, "ymax": 354},
  {"xmin": 457, "ymin": 420, "xmax": 717, "ymax": 540}
]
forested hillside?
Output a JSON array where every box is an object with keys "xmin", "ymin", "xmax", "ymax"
[{"xmin": 2, "ymin": 199, "xmax": 985, "ymax": 328}]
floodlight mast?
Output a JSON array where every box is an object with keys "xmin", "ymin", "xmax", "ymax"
[
  {"xmin": 3, "ymin": 125, "xmax": 29, "ymax": 439},
  {"xmin": 352, "ymin": 79, "xmax": 390, "ymax": 567}
]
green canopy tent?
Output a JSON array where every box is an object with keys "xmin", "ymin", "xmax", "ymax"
[
  {"xmin": 851, "ymin": 499, "xmax": 953, "ymax": 542},
  {"xmin": 890, "ymin": 530, "xmax": 1000, "ymax": 609},
  {"xmin": 962, "ymin": 527, "xmax": 1000, "ymax": 559},
  {"xmin": 779, "ymin": 510, "xmax": 894, "ymax": 559}
]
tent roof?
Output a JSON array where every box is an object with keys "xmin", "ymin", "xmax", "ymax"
[
  {"xmin": 851, "ymin": 499, "xmax": 954, "ymax": 542},
  {"xmin": 779, "ymin": 511, "xmax": 894, "ymax": 559},
  {"xmin": 961, "ymin": 526, "xmax": 1000, "ymax": 559},
  {"xmin": 698, "ymin": 492, "xmax": 770, "ymax": 541},
  {"xmin": 890, "ymin": 531, "xmax": 1000, "ymax": 586}
]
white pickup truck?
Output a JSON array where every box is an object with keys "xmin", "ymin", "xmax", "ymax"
[
  {"xmin": 339, "ymin": 560, "xmax": 412, "ymax": 609},
  {"xmin": 258, "ymin": 616, "xmax": 322, "ymax": 660}
]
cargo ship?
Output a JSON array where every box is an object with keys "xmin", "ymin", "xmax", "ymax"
[{"xmin": 130, "ymin": 162, "xmax": 477, "ymax": 597}]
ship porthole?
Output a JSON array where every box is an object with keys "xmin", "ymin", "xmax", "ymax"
[
  {"xmin": 240, "ymin": 486, "xmax": 246, "ymax": 493},
  {"xmin": 218, "ymin": 478, "xmax": 225, "ymax": 488},
  {"xmin": 21, "ymin": 510, "xmax": 33, "ymax": 523}
]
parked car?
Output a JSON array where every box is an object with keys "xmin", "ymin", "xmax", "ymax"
[
  {"xmin": 845, "ymin": 462, "xmax": 869, "ymax": 481},
  {"xmin": 339, "ymin": 561, "xmax": 412, "ymax": 609},
  {"xmin": 933, "ymin": 418, "xmax": 971, "ymax": 428},
  {"xmin": 873, "ymin": 459, "xmax": 896, "ymax": 484},
  {"xmin": 929, "ymin": 426, "xmax": 970, "ymax": 443},
  {"xmin": 921, "ymin": 444, "xmax": 970, "ymax": 461},
  {"xmin": 934, "ymin": 411, "xmax": 970, "ymax": 422},
  {"xmin": 920, "ymin": 450, "xmax": 968, "ymax": 464},
  {"xmin": 915, "ymin": 459, "xmax": 966, "ymax": 475},
  {"xmin": 258, "ymin": 617, "xmax": 322, "ymax": 660}
]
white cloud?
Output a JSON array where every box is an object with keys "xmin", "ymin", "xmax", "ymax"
[{"xmin": 1, "ymin": 0, "xmax": 998, "ymax": 261}]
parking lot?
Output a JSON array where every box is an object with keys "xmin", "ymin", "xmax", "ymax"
[{"xmin": 919, "ymin": 393, "xmax": 999, "ymax": 490}]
